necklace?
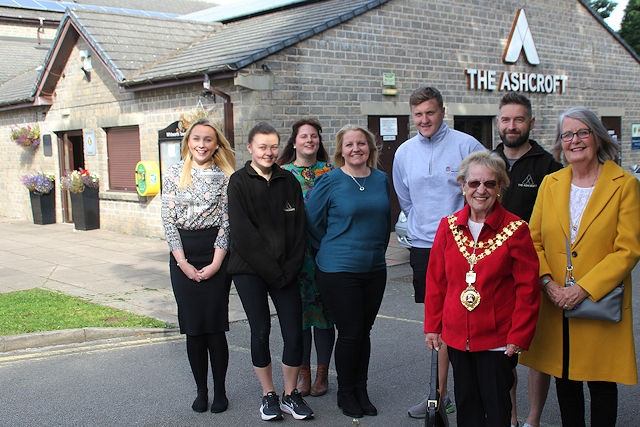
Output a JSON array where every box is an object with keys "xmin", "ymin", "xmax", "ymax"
[
  {"xmin": 347, "ymin": 173, "xmax": 367, "ymax": 191},
  {"xmin": 447, "ymin": 215, "xmax": 525, "ymax": 311}
]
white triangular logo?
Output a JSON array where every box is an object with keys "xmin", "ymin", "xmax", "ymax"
[{"xmin": 503, "ymin": 9, "xmax": 540, "ymax": 65}]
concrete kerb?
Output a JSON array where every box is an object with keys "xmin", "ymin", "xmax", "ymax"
[{"xmin": 0, "ymin": 327, "xmax": 180, "ymax": 353}]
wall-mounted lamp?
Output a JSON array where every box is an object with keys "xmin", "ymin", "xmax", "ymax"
[
  {"xmin": 79, "ymin": 50, "xmax": 92, "ymax": 71},
  {"xmin": 261, "ymin": 63, "xmax": 271, "ymax": 72}
]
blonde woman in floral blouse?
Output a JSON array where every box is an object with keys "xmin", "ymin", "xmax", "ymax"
[
  {"xmin": 278, "ymin": 118, "xmax": 335, "ymax": 398},
  {"xmin": 161, "ymin": 118, "xmax": 235, "ymax": 415}
]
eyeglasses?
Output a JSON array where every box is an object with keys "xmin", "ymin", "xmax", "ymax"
[
  {"xmin": 466, "ymin": 180, "xmax": 497, "ymax": 189},
  {"xmin": 560, "ymin": 129, "xmax": 592, "ymax": 142}
]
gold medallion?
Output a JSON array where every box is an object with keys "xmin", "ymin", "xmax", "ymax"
[{"xmin": 460, "ymin": 285, "xmax": 481, "ymax": 311}]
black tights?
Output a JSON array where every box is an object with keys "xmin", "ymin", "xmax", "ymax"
[
  {"xmin": 301, "ymin": 326, "xmax": 335, "ymax": 366},
  {"xmin": 186, "ymin": 332, "xmax": 228, "ymax": 400}
]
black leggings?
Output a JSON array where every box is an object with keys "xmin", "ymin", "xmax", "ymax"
[
  {"xmin": 301, "ymin": 326, "xmax": 335, "ymax": 366},
  {"xmin": 316, "ymin": 269, "xmax": 386, "ymax": 391},
  {"xmin": 186, "ymin": 332, "xmax": 228, "ymax": 397},
  {"xmin": 555, "ymin": 378, "xmax": 618, "ymax": 427},
  {"xmin": 233, "ymin": 274, "xmax": 303, "ymax": 368}
]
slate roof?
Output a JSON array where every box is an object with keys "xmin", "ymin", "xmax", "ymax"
[
  {"xmin": 0, "ymin": 37, "xmax": 49, "ymax": 84},
  {"xmin": 66, "ymin": 9, "xmax": 221, "ymax": 82},
  {"xmin": 127, "ymin": 0, "xmax": 387, "ymax": 85}
]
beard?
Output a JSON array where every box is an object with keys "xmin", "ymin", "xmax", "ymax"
[{"xmin": 499, "ymin": 129, "xmax": 530, "ymax": 148}]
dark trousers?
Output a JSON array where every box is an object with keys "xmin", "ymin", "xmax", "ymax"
[
  {"xmin": 233, "ymin": 274, "xmax": 303, "ymax": 368},
  {"xmin": 448, "ymin": 347, "xmax": 515, "ymax": 427},
  {"xmin": 555, "ymin": 378, "xmax": 618, "ymax": 427},
  {"xmin": 316, "ymin": 269, "xmax": 386, "ymax": 391},
  {"xmin": 409, "ymin": 247, "xmax": 430, "ymax": 303}
]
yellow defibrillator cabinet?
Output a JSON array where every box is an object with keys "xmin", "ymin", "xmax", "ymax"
[{"xmin": 135, "ymin": 161, "xmax": 160, "ymax": 196}]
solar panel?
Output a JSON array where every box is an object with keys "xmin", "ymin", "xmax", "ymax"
[{"xmin": 0, "ymin": 0, "xmax": 179, "ymax": 18}]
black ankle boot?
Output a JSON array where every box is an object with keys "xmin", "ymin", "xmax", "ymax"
[
  {"xmin": 355, "ymin": 386, "xmax": 377, "ymax": 416},
  {"xmin": 191, "ymin": 390, "xmax": 208, "ymax": 412},
  {"xmin": 337, "ymin": 389, "xmax": 363, "ymax": 418}
]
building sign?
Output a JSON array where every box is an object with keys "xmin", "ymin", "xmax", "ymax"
[
  {"xmin": 503, "ymin": 9, "xmax": 539, "ymax": 65},
  {"xmin": 465, "ymin": 9, "xmax": 568, "ymax": 94},
  {"xmin": 466, "ymin": 69, "xmax": 567, "ymax": 93},
  {"xmin": 632, "ymin": 123, "xmax": 640, "ymax": 150}
]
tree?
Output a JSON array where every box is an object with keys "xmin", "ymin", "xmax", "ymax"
[
  {"xmin": 619, "ymin": 0, "xmax": 640, "ymax": 55},
  {"xmin": 589, "ymin": 0, "xmax": 618, "ymax": 19}
]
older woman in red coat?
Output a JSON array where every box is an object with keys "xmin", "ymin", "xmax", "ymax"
[{"xmin": 424, "ymin": 150, "xmax": 540, "ymax": 427}]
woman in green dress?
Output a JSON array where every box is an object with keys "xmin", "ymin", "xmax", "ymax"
[{"xmin": 278, "ymin": 118, "xmax": 335, "ymax": 397}]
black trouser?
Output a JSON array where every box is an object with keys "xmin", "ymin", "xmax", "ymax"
[
  {"xmin": 409, "ymin": 247, "xmax": 430, "ymax": 303},
  {"xmin": 448, "ymin": 347, "xmax": 516, "ymax": 427},
  {"xmin": 316, "ymin": 269, "xmax": 386, "ymax": 391},
  {"xmin": 555, "ymin": 378, "xmax": 618, "ymax": 427},
  {"xmin": 234, "ymin": 274, "xmax": 303, "ymax": 368}
]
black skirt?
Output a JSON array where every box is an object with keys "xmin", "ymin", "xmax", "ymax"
[{"xmin": 170, "ymin": 228, "xmax": 231, "ymax": 335}]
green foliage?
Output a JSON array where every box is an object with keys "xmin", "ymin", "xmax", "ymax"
[
  {"xmin": 619, "ymin": 0, "xmax": 640, "ymax": 55},
  {"xmin": 589, "ymin": 0, "xmax": 618, "ymax": 19},
  {"xmin": 0, "ymin": 288, "xmax": 167, "ymax": 336}
]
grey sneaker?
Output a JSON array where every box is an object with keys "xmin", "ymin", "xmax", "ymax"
[
  {"xmin": 407, "ymin": 395, "xmax": 428, "ymax": 419},
  {"xmin": 407, "ymin": 393, "xmax": 455, "ymax": 418},
  {"xmin": 260, "ymin": 392, "xmax": 283, "ymax": 421},
  {"xmin": 280, "ymin": 389, "xmax": 314, "ymax": 420}
]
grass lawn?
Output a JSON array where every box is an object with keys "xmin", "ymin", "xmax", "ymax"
[{"xmin": 0, "ymin": 288, "xmax": 167, "ymax": 336}]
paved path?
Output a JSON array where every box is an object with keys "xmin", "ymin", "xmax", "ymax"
[{"xmin": 0, "ymin": 218, "xmax": 409, "ymax": 351}]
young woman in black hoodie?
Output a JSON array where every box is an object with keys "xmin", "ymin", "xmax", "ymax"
[{"xmin": 227, "ymin": 122, "xmax": 313, "ymax": 421}]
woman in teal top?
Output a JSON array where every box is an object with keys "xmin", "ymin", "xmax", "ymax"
[
  {"xmin": 306, "ymin": 124, "xmax": 391, "ymax": 419},
  {"xmin": 277, "ymin": 118, "xmax": 335, "ymax": 398}
]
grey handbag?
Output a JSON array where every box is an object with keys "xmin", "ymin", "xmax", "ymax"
[{"xmin": 563, "ymin": 237, "xmax": 623, "ymax": 323}]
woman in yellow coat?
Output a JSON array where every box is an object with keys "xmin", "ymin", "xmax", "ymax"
[{"xmin": 520, "ymin": 107, "xmax": 640, "ymax": 426}]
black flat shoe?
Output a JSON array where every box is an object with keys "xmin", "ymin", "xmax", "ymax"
[
  {"xmin": 211, "ymin": 396, "xmax": 229, "ymax": 413},
  {"xmin": 191, "ymin": 392, "xmax": 208, "ymax": 413}
]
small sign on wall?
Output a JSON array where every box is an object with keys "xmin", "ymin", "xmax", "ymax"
[
  {"xmin": 84, "ymin": 129, "xmax": 96, "ymax": 156},
  {"xmin": 632, "ymin": 123, "xmax": 640, "ymax": 150}
]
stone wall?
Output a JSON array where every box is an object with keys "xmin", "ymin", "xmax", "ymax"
[{"xmin": 2, "ymin": 0, "xmax": 639, "ymax": 238}]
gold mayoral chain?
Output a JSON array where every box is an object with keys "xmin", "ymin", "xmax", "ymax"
[{"xmin": 447, "ymin": 215, "xmax": 525, "ymax": 311}]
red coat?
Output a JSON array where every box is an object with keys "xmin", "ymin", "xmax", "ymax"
[{"xmin": 424, "ymin": 203, "xmax": 540, "ymax": 352}]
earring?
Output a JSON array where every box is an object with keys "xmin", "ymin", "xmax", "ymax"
[{"xmin": 462, "ymin": 191, "xmax": 466, "ymax": 196}]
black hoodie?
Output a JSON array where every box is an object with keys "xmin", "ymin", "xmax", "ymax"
[
  {"xmin": 494, "ymin": 140, "xmax": 563, "ymax": 222},
  {"xmin": 227, "ymin": 161, "xmax": 305, "ymax": 288}
]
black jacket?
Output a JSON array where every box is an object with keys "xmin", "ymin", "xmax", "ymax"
[
  {"xmin": 494, "ymin": 140, "xmax": 563, "ymax": 222},
  {"xmin": 227, "ymin": 161, "xmax": 305, "ymax": 288}
]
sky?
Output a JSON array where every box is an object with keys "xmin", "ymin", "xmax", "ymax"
[
  {"xmin": 605, "ymin": 0, "xmax": 628, "ymax": 31},
  {"xmin": 211, "ymin": 0, "xmax": 629, "ymax": 31}
]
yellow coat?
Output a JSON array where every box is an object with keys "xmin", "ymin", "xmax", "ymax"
[{"xmin": 520, "ymin": 160, "xmax": 640, "ymax": 385}]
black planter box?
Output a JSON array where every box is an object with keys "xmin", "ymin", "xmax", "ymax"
[
  {"xmin": 29, "ymin": 187, "xmax": 56, "ymax": 225},
  {"xmin": 70, "ymin": 187, "xmax": 100, "ymax": 231}
]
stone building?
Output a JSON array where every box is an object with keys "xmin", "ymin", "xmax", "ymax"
[{"xmin": 1, "ymin": 0, "xmax": 639, "ymax": 237}]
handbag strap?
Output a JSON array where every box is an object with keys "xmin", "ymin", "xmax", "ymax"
[
  {"xmin": 565, "ymin": 237, "xmax": 575, "ymax": 283},
  {"xmin": 427, "ymin": 348, "xmax": 440, "ymax": 409}
]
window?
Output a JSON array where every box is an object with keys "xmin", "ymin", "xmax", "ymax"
[{"xmin": 106, "ymin": 126, "xmax": 140, "ymax": 191}]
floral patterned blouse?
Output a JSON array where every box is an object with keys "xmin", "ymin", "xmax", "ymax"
[
  {"xmin": 282, "ymin": 161, "xmax": 333, "ymax": 200},
  {"xmin": 161, "ymin": 160, "xmax": 230, "ymax": 251}
]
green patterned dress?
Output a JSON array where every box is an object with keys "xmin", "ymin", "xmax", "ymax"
[{"xmin": 282, "ymin": 161, "xmax": 334, "ymax": 329}]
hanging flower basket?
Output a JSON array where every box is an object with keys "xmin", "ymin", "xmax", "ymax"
[{"xmin": 11, "ymin": 124, "xmax": 41, "ymax": 149}]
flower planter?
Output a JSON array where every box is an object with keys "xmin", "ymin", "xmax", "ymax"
[
  {"xmin": 29, "ymin": 188, "xmax": 56, "ymax": 225},
  {"xmin": 69, "ymin": 187, "xmax": 100, "ymax": 230}
]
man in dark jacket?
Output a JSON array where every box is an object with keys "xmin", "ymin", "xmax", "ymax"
[
  {"xmin": 494, "ymin": 92, "xmax": 562, "ymax": 222},
  {"xmin": 493, "ymin": 92, "xmax": 562, "ymax": 427}
]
